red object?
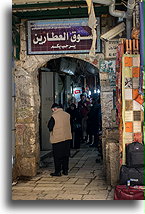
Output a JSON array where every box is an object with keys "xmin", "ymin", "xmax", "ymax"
[
  {"xmin": 114, "ymin": 185, "xmax": 144, "ymax": 200},
  {"xmin": 74, "ymin": 90, "xmax": 81, "ymax": 94}
]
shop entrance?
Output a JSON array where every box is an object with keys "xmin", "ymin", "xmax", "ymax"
[{"xmin": 39, "ymin": 57, "xmax": 102, "ymax": 160}]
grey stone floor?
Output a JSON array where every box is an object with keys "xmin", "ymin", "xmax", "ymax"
[{"xmin": 12, "ymin": 145, "xmax": 114, "ymax": 200}]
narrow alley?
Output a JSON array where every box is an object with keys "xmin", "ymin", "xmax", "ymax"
[
  {"xmin": 12, "ymin": 145, "xmax": 114, "ymax": 200},
  {"xmin": 11, "ymin": 0, "xmax": 144, "ymax": 202}
]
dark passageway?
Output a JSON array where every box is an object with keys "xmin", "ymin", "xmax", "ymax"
[{"xmin": 39, "ymin": 57, "xmax": 102, "ymax": 164}]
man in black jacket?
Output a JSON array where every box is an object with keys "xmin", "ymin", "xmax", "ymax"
[{"xmin": 87, "ymin": 97, "xmax": 101, "ymax": 148}]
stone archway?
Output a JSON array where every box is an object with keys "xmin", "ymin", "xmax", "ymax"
[{"xmin": 13, "ymin": 22, "xmax": 119, "ymax": 185}]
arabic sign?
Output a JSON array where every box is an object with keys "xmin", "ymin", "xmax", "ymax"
[
  {"xmin": 27, "ymin": 18, "xmax": 100, "ymax": 54},
  {"xmin": 105, "ymin": 39, "xmax": 119, "ymax": 59},
  {"xmin": 100, "ymin": 60, "xmax": 116, "ymax": 73}
]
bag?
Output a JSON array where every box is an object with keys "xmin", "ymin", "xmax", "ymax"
[
  {"xmin": 119, "ymin": 165, "xmax": 144, "ymax": 186},
  {"xmin": 126, "ymin": 142, "xmax": 144, "ymax": 167},
  {"xmin": 114, "ymin": 185, "xmax": 144, "ymax": 200}
]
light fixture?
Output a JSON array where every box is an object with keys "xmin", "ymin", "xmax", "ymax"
[
  {"xmin": 89, "ymin": 91, "xmax": 91, "ymax": 96},
  {"xmin": 63, "ymin": 69, "xmax": 74, "ymax": 75},
  {"xmin": 97, "ymin": 89, "xmax": 100, "ymax": 94}
]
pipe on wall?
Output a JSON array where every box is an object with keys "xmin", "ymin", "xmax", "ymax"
[
  {"xmin": 92, "ymin": 0, "xmax": 135, "ymax": 39},
  {"xmin": 126, "ymin": 0, "xmax": 136, "ymax": 19},
  {"xmin": 126, "ymin": 0, "xmax": 135, "ymax": 39},
  {"xmin": 109, "ymin": 0, "xmax": 126, "ymax": 18},
  {"xmin": 126, "ymin": 19, "xmax": 132, "ymax": 39}
]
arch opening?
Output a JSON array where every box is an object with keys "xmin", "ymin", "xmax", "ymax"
[{"xmin": 38, "ymin": 56, "xmax": 102, "ymax": 164}]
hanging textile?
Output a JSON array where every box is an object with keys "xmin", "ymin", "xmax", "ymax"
[{"xmin": 122, "ymin": 54, "xmax": 143, "ymax": 164}]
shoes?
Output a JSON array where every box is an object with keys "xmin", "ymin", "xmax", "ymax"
[
  {"xmin": 50, "ymin": 172, "xmax": 61, "ymax": 176},
  {"xmin": 62, "ymin": 171, "xmax": 68, "ymax": 175}
]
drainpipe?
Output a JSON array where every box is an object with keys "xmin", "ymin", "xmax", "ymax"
[
  {"xmin": 92, "ymin": 0, "xmax": 135, "ymax": 39},
  {"xmin": 109, "ymin": 0, "xmax": 135, "ymax": 38},
  {"xmin": 109, "ymin": 0, "xmax": 126, "ymax": 18},
  {"xmin": 126, "ymin": 0, "xmax": 136, "ymax": 39}
]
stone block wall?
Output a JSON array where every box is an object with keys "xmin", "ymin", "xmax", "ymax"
[
  {"xmin": 102, "ymin": 128, "xmax": 119, "ymax": 186},
  {"xmin": 13, "ymin": 20, "xmax": 119, "ymax": 181},
  {"xmin": 105, "ymin": 139, "xmax": 120, "ymax": 186},
  {"xmin": 100, "ymin": 68, "xmax": 120, "ymax": 185}
]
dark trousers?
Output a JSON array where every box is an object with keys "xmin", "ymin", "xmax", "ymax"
[
  {"xmin": 89, "ymin": 132, "xmax": 99, "ymax": 146},
  {"xmin": 74, "ymin": 130, "xmax": 81, "ymax": 149},
  {"xmin": 52, "ymin": 140, "xmax": 70, "ymax": 173}
]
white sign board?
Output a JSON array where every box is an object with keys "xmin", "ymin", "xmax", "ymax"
[
  {"xmin": 73, "ymin": 87, "xmax": 82, "ymax": 103},
  {"xmin": 105, "ymin": 39, "xmax": 119, "ymax": 59}
]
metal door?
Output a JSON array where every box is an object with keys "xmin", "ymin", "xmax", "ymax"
[{"xmin": 40, "ymin": 72, "xmax": 54, "ymax": 151}]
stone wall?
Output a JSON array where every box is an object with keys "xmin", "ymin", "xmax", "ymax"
[
  {"xmin": 100, "ymin": 70, "xmax": 119, "ymax": 186},
  {"xmin": 13, "ymin": 20, "xmax": 119, "ymax": 183},
  {"xmin": 102, "ymin": 129, "xmax": 120, "ymax": 186}
]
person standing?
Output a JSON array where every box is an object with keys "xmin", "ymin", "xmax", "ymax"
[
  {"xmin": 47, "ymin": 103, "xmax": 72, "ymax": 176},
  {"xmin": 87, "ymin": 97, "xmax": 101, "ymax": 148},
  {"xmin": 66, "ymin": 103, "xmax": 82, "ymax": 149},
  {"xmin": 78, "ymin": 94, "xmax": 90, "ymax": 143}
]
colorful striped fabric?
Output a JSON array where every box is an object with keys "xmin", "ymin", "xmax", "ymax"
[{"xmin": 122, "ymin": 54, "xmax": 143, "ymax": 164}]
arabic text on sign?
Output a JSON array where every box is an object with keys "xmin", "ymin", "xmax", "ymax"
[{"xmin": 32, "ymin": 32, "xmax": 93, "ymax": 46}]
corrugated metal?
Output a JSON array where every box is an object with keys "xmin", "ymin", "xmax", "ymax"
[{"xmin": 12, "ymin": 0, "xmax": 79, "ymax": 5}]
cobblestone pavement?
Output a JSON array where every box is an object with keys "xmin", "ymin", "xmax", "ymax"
[{"xmin": 12, "ymin": 145, "xmax": 114, "ymax": 200}]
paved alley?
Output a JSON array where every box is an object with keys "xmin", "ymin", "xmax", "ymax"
[{"xmin": 12, "ymin": 145, "xmax": 114, "ymax": 200}]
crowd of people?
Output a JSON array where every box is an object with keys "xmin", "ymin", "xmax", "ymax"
[
  {"xmin": 66, "ymin": 93, "xmax": 102, "ymax": 151},
  {"xmin": 47, "ymin": 93, "xmax": 102, "ymax": 176}
]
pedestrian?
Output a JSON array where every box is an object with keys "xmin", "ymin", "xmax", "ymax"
[
  {"xmin": 66, "ymin": 103, "xmax": 82, "ymax": 149},
  {"xmin": 87, "ymin": 96, "xmax": 101, "ymax": 148},
  {"xmin": 47, "ymin": 103, "xmax": 72, "ymax": 176},
  {"xmin": 78, "ymin": 93, "xmax": 91, "ymax": 143}
]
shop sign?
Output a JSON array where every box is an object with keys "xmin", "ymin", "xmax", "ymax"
[
  {"xmin": 100, "ymin": 60, "xmax": 116, "ymax": 73},
  {"xmin": 73, "ymin": 87, "xmax": 82, "ymax": 103},
  {"xmin": 27, "ymin": 18, "xmax": 100, "ymax": 54},
  {"xmin": 74, "ymin": 90, "xmax": 81, "ymax": 94},
  {"xmin": 105, "ymin": 39, "xmax": 119, "ymax": 59}
]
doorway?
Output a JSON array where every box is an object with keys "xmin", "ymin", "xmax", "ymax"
[{"xmin": 38, "ymin": 57, "xmax": 102, "ymax": 160}]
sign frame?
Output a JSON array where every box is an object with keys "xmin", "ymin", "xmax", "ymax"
[{"xmin": 27, "ymin": 18, "xmax": 101, "ymax": 55}]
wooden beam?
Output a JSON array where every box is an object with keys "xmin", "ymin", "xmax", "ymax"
[
  {"xmin": 13, "ymin": 6, "xmax": 109, "ymax": 19},
  {"xmin": 12, "ymin": 1, "xmax": 88, "ymax": 10}
]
